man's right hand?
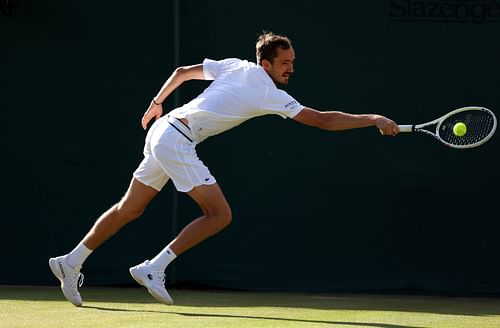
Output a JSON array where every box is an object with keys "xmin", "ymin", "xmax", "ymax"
[{"xmin": 141, "ymin": 101, "xmax": 163, "ymax": 130}]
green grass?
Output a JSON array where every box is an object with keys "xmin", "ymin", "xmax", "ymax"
[{"xmin": 1, "ymin": 286, "xmax": 500, "ymax": 328}]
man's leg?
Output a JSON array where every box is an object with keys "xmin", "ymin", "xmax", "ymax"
[
  {"xmin": 129, "ymin": 182, "xmax": 232, "ymax": 305},
  {"xmin": 82, "ymin": 178, "xmax": 159, "ymax": 250},
  {"xmin": 169, "ymin": 183, "xmax": 232, "ymax": 255},
  {"xmin": 49, "ymin": 178, "xmax": 159, "ymax": 306}
]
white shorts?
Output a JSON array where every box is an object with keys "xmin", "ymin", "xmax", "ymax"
[{"xmin": 133, "ymin": 115, "xmax": 216, "ymax": 192}]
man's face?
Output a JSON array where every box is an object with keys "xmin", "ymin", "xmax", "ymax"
[{"xmin": 262, "ymin": 47, "xmax": 295, "ymax": 85}]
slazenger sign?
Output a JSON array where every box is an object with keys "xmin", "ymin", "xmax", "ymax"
[{"xmin": 389, "ymin": 0, "xmax": 500, "ymax": 23}]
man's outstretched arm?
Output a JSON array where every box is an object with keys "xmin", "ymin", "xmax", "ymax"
[
  {"xmin": 293, "ymin": 107, "xmax": 400, "ymax": 136},
  {"xmin": 141, "ymin": 64, "xmax": 205, "ymax": 130}
]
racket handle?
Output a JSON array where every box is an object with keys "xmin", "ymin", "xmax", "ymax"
[{"xmin": 398, "ymin": 125, "xmax": 414, "ymax": 133}]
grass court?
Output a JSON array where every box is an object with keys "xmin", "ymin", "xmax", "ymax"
[{"xmin": 1, "ymin": 286, "xmax": 500, "ymax": 327}]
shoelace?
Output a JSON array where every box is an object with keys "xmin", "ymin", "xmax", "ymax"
[{"xmin": 150, "ymin": 271, "xmax": 166, "ymax": 285}]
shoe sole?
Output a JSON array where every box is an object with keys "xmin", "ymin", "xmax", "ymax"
[
  {"xmin": 48, "ymin": 258, "xmax": 83, "ymax": 307},
  {"xmin": 129, "ymin": 267, "xmax": 173, "ymax": 305}
]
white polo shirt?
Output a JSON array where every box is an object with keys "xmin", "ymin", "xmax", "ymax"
[{"xmin": 169, "ymin": 58, "xmax": 304, "ymax": 143}]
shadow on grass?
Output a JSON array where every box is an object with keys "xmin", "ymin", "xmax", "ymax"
[
  {"xmin": 2, "ymin": 285, "xmax": 500, "ymax": 317},
  {"xmin": 82, "ymin": 305, "xmax": 423, "ymax": 328},
  {"xmin": 170, "ymin": 288, "xmax": 500, "ymax": 317}
]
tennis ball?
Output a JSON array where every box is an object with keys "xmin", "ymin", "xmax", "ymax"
[{"xmin": 453, "ymin": 122, "xmax": 467, "ymax": 137}]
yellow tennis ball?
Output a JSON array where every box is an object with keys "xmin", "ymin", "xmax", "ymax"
[{"xmin": 453, "ymin": 122, "xmax": 467, "ymax": 136}]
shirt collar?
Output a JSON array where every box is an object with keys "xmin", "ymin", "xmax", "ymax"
[{"xmin": 256, "ymin": 64, "xmax": 277, "ymax": 87}]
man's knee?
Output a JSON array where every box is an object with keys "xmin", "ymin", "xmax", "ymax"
[
  {"xmin": 219, "ymin": 206, "xmax": 232, "ymax": 227},
  {"xmin": 212, "ymin": 205, "xmax": 232, "ymax": 231}
]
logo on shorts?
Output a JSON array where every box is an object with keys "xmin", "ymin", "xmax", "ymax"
[{"xmin": 204, "ymin": 178, "xmax": 210, "ymax": 182}]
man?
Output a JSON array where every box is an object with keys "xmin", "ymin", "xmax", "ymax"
[{"xmin": 49, "ymin": 32, "xmax": 400, "ymax": 306}]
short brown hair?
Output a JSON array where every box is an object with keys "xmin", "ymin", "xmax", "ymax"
[{"xmin": 255, "ymin": 32, "xmax": 292, "ymax": 65}]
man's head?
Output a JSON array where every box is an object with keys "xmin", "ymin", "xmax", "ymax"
[{"xmin": 256, "ymin": 32, "xmax": 295, "ymax": 85}]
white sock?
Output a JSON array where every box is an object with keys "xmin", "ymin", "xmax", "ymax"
[
  {"xmin": 149, "ymin": 246, "xmax": 177, "ymax": 272},
  {"xmin": 66, "ymin": 242, "xmax": 93, "ymax": 269}
]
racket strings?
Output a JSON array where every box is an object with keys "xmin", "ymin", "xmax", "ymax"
[{"xmin": 439, "ymin": 111, "xmax": 496, "ymax": 146}]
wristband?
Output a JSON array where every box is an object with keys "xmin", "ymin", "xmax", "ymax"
[{"xmin": 152, "ymin": 99, "xmax": 162, "ymax": 106}]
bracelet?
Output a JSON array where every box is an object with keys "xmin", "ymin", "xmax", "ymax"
[{"xmin": 152, "ymin": 99, "xmax": 162, "ymax": 106}]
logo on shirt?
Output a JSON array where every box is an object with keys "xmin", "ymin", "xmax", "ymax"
[{"xmin": 285, "ymin": 100, "xmax": 298, "ymax": 110}]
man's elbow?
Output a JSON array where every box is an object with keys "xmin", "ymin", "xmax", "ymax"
[
  {"xmin": 174, "ymin": 66, "xmax": 189, "ymax": 78},
  {"xmin": 174, "ymin": 64, "xmax": 205, "ymax": 80}
]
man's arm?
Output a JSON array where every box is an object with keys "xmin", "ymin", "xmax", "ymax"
[
  {"xmin": 141, "ymin": 64, "xmax": 205, "ymax": 130},
  {"xmin": 293, "ymin": 107, "xmax": 399, "ymax": 136}
]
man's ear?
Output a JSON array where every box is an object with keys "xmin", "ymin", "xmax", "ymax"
[{"xmin": 261, "ymin": 59, "xmax": 272, "ymax": 72}]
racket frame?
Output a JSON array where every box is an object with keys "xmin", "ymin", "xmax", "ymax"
[{"xmin": 398, "ymin": 106, "xmax": 497, "ymax": 149}]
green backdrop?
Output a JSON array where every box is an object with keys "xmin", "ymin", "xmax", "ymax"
[{"xmin": 1, "ymin": 0, "xmax": 500, "ymax": 294}]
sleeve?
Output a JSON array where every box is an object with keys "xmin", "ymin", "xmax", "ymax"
[
  {"xmin": 202, "ymin": 58, "xmax": 219, "ymax": 80},
  {"xmin": 261, "ymin": 88, "xmax": 305, "ymax": 119},
  {"xmin": 202, "ymin": 58, "xmax": 242, "ymax": 80}
]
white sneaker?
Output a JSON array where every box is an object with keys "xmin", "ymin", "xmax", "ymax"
[
  {"xmin": 129, "ymin": 260, "xmax": 173, "ymax": 305},
  {"xmin": 49, "ymin": 255, "xmax": 84, "ymax": 307}
]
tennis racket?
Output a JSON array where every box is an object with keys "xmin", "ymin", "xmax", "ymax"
[{"xmin": 398, "ymin": 106, "xmax": 497, "ymax": 149}]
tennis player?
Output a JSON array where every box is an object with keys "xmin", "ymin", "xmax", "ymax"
[{"xmin": 49, "ymin": 32, "xmax": 399, "ymax": 306}]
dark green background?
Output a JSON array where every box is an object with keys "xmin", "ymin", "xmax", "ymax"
[{"xmin": 2, "ymin": 0, "xmax": 499, "ymax": 294}]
